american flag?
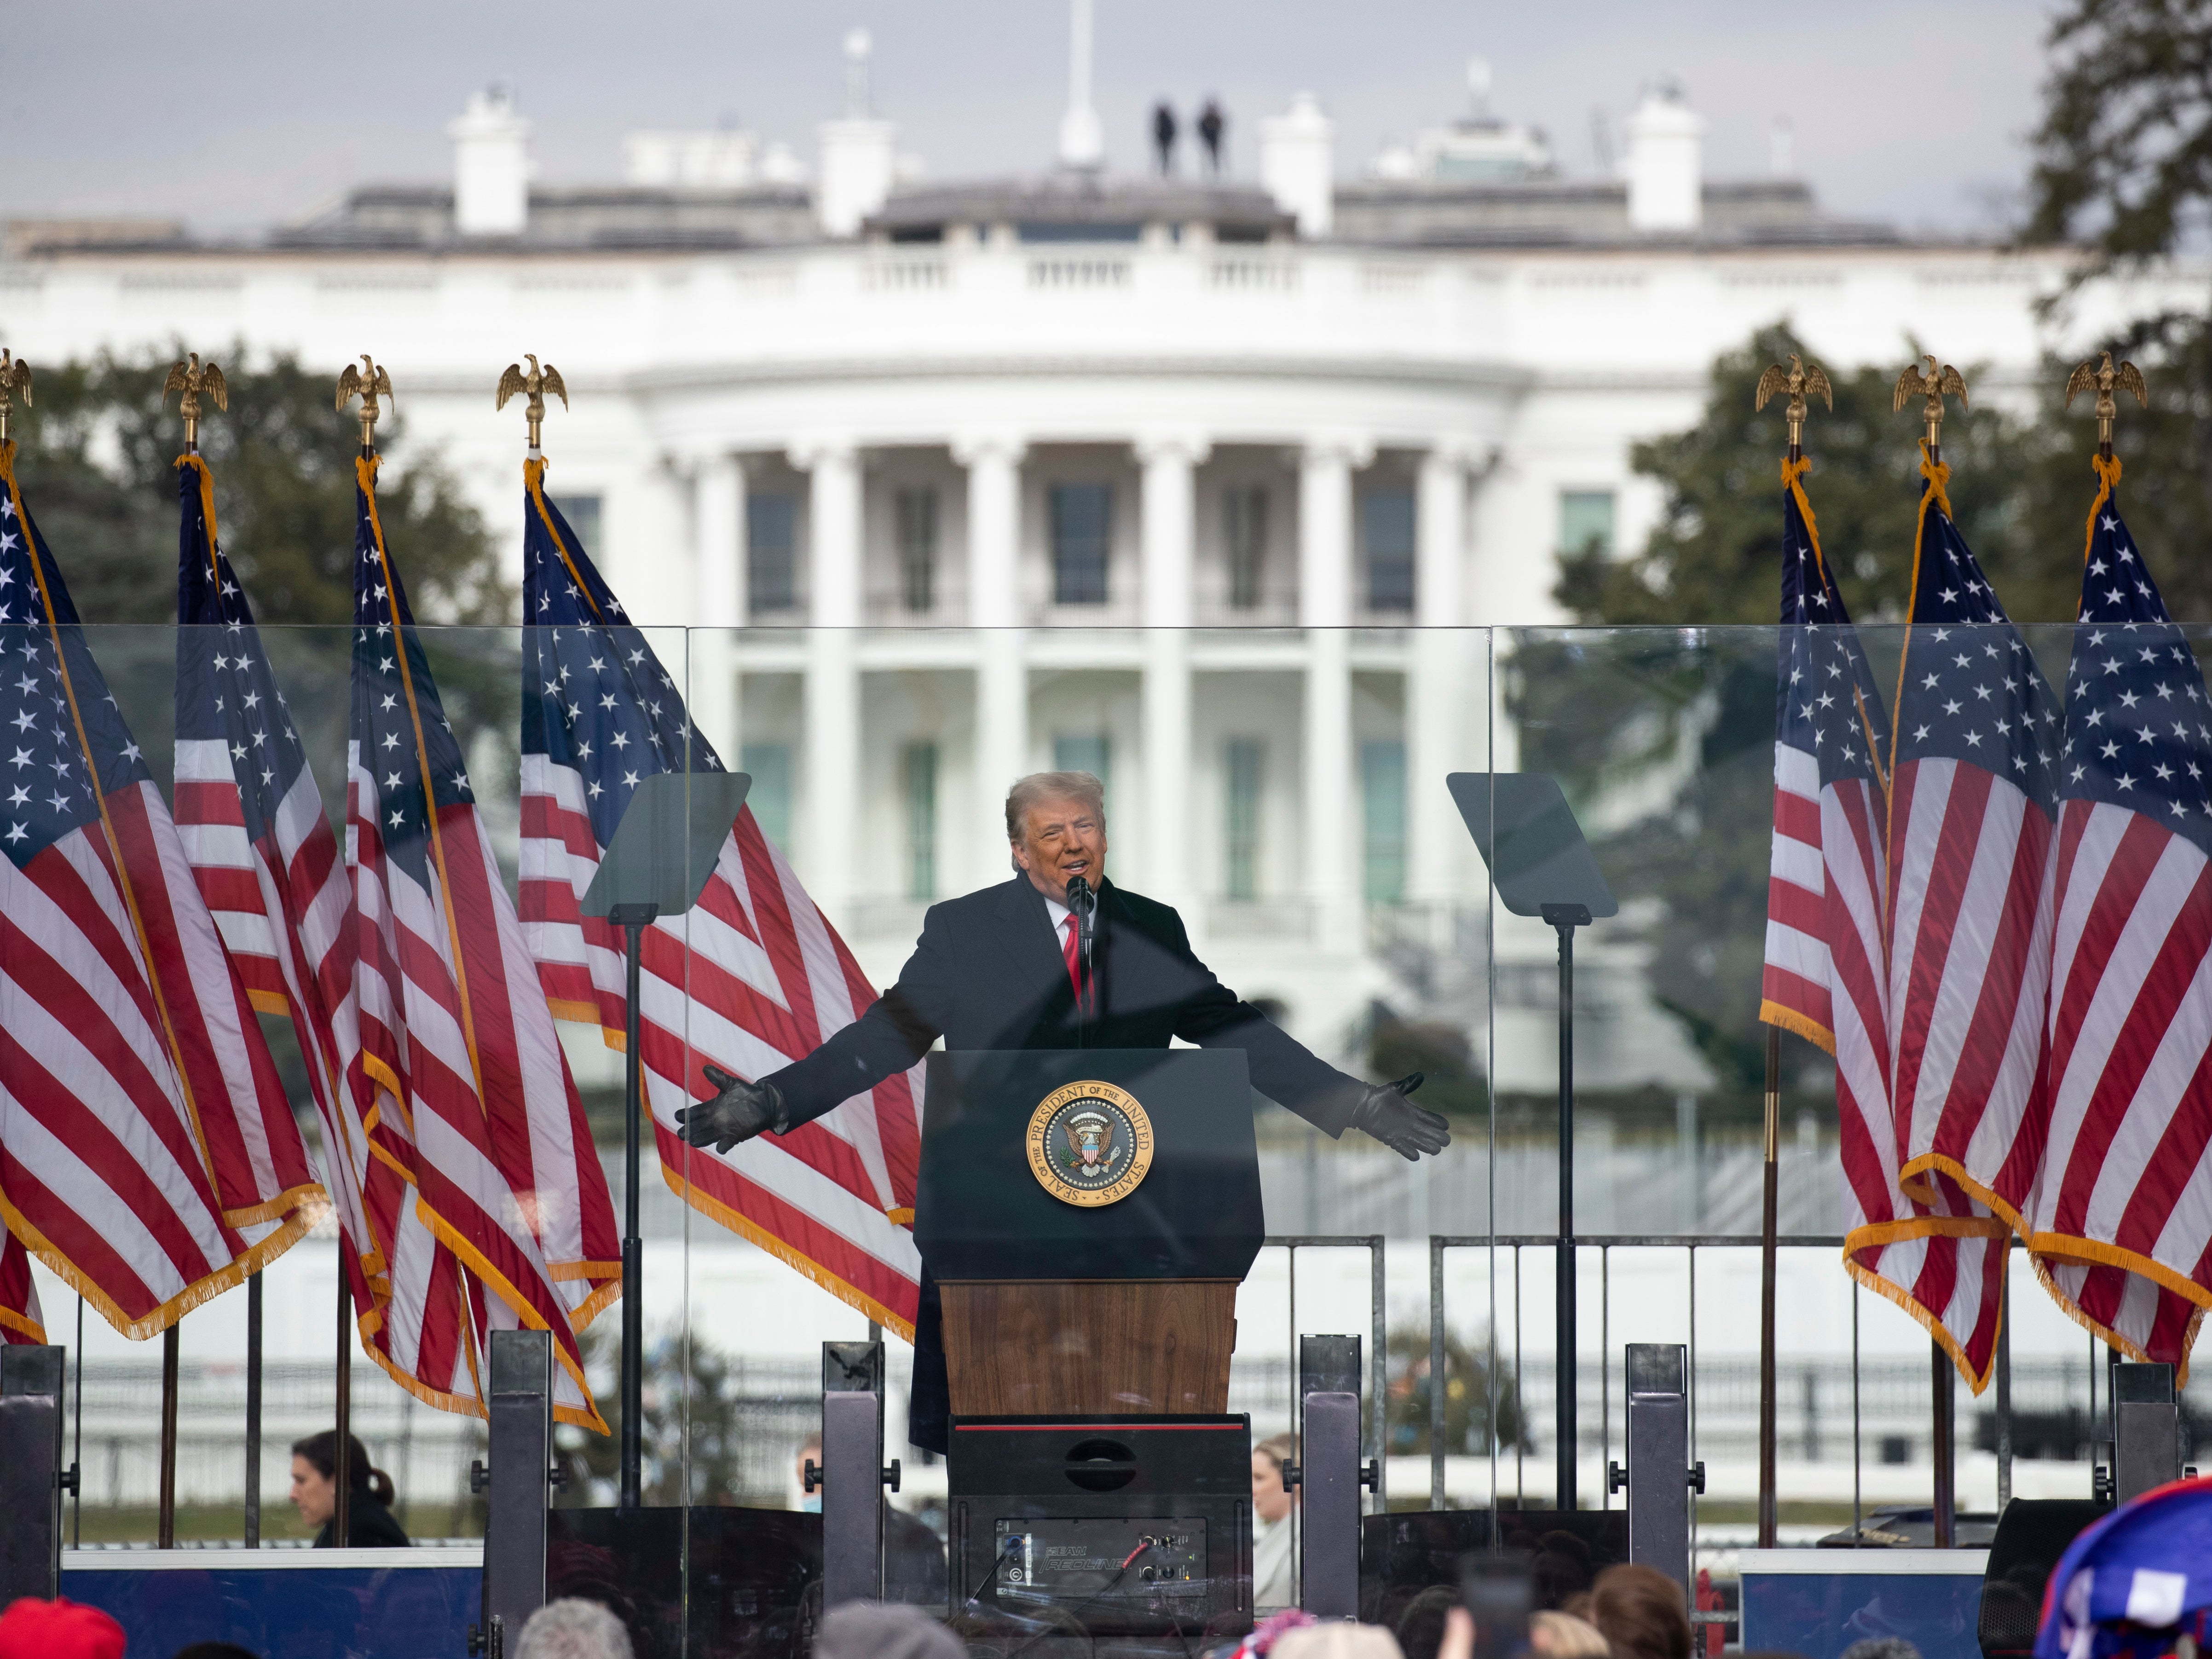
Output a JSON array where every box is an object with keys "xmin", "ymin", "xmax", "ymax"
[
  {"xmin": 0, "ymin": 442, "xmax": 319, "ymax": 1340},
  {"xmin": 514, "ymin": 461, "xmax": 924, "ymax": 1334},
  {"xmin": 171, "ymin": 452, "xmax": 491, "ymax": 1414},
  {"xmin": 2032, "ymin": 462, "xmax": 2212, "ymax": 1371},
  {"xmin": 0, "ymin": 1230, "xmax": 41, "ymax": 1344},
  {"xmin": 1751, "ymin": 461, "xmax": 1959, "ymax": 1387},
  {"xmin": 1762, "ymin": 456, "xmax": 1891, "ymax": 1053},
  {"xmin": 348, "ymin": 455, "xmax": 618, "ymax": 1427},
  {"xmin": 1879, "ymin": 451, "xmax": 2058, "ymax": 1388}
]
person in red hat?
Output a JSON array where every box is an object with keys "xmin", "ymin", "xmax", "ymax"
[{"xmin": 0, "ymin": 1596, "xmax": 126, "ymax": 1659}]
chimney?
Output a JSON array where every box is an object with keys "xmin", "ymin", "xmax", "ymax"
[
  {"xmin": 817, "ymin": 29, "xmax": 896, "ymax": 235},
  {"xmin": 1260, "ymin": 92, "xmax": 1334, "ymax": 237},
  {"xmin": 449, "ymin": 86, "xmax": 531, "ymax": 236},
  {"xmin": 1624, "ymin": 81, "xmax": 1704, "ymax": 233},
  {"xmin": 1058, "ymin": 0, "xmax": 1103, "ymax": 171}
]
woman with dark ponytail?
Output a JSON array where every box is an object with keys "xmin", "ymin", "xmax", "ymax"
[{"xmin": 289, "ymin": 1430, "xmax": 410, "ymax": 1548}]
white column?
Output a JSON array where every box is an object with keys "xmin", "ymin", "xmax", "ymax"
[
  {"xmin": 958, "ymin": 433, "xmax": 1024, "ymax": 629},
  {"xmin": 958, "ymin": 434, "xmax": 1028, "ymax": 887},
  {"xmin": 1300, "ymin": 437, "xmax": 1366, "ymax": 949},
  {"xmin": 795, "ymin": 439, "xmax": 861, "ymax": 917},
  {"xmin": 1409, "ymin": 444, "xmax": 1469, "ymax": 906},
  {"xmin": 1415, "ymin": 443, "xmax": 1467, "ymax": 632},
  {"xmin": 691, "ymin": 454, "xmax": 745, "ymax": 760},
  {"xmin": 801, "ymin": 438, "xmax": 863, "ymax": 630},
  {"xmin": 1138, "ymin": 433, "xmax": 1207, "ymax": 915}
]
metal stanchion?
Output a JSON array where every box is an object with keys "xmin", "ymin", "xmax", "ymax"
[
  {"xmin": 820, "ymin": 1340, "xmax": 892, "ymax": 1608},
  {"xmin": 0, "ymin": 1345, "xmax": 71, "ymax": 1604},
  {"xmin": 1608, "ymin": 1344, "xmax": 1697, "ymax": 1591},
  {"xmin": 1298, "ymin": 1335, "xmax": 1369, "ymax": 1619},
  {"xmin": 469, "ymin": 1329, "xmax": 555, "ymax": 1658}
]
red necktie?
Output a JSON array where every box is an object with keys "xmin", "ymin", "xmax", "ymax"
[{"xmin": 1061, "ymin": 914, "xmax": 1087, "ymax": 1006}]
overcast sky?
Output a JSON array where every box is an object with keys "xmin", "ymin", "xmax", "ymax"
[{"xmin": 9, "ymin": 1, "xmax": 2050, "ymax": 237}]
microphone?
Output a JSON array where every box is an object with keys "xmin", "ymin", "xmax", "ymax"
[{"xmin": 1064, "ymin": 875, "xmax": 1097, "ymax": 1024}]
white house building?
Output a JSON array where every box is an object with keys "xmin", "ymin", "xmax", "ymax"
[{"xmin": 0, "ymin": 14, "xmax": 2184, "ymax": 1098}]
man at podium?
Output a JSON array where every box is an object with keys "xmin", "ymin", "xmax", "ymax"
[{"xmin": 678, "ymin": 770, "xmax": 1449, "ymax": 1448}]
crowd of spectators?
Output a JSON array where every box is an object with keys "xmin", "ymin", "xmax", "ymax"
[{"xmin": 0, "ymin": 1564, "xmax": 1893, "ymax": 1659}]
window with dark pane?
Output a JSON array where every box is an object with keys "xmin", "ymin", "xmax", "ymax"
[
  {"xmin": 896, "ymin": 487, "xmax": 939, "ymax": 613},
  {"xmin": 1361, "ymin": 487, "xmax": 1415, "ymax": 612},
  {"xmin": 549, "ymin": 493, "xmax": 602, "ymax": 553},
  {"xmin": 1051, "ymin": 733, "xmax": 1112, "ymax": 826},
  {"xmin": 1050, "ymin": 482, "xmax": 1112, "ymax": 606},
  {"xmin": 748, "ymin": 492, "xmax": 797, "ymax": 613},
  {"xmin": 1224, "ymin": 737, "xmax": 1264, "ymax": 901},
  {"xmin": 740, "ymin": 743, "xmax": 792, "ymax": 849},
  {"xmin": 1224, "ymin": 484, "xmax": 1268, "ymax": 610},
  {"xmin": 1559, "ymin": 489, "xmax": 1616, "ymax": 558},
  {"xmin": 902, "ymin": 741, "xmax": 939, "ymax": 900},
  {"xmin": 1361, "ymin": 738, "xmax": 1407, "ymax": 904}
]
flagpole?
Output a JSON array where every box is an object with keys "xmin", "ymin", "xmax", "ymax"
[
  {"xmin": 329, "ymin": 357, "xmax": 389, "ymax": 1555},
  {"xmin": 158, "ymin": 1324, "xmax": 179, "ymax": 1547},
  {"xmin": 335, "ymin": 1245, "xmax": 352, "ymax": 1548},
  {"xmin": 1755, "ymin": 421, "xmax": 1803, "ymax": 1552},
  {"xmin": 1757, "ymin": 1024, "xmax": 1779, "ymax": 1549},
  {"xmin": 1925, "ymin": 411, "xmax": 1955, "ymax": 1554},
  {"xmin": 1750, "ymin": 364, "xmax": 1827, "ymax": 1552},
  {"xmin": 156, "ymin": 354, "xmax": 229, "ymax": 1552}
]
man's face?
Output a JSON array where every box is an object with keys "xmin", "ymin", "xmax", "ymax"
[{"xmin": 1012, "ymin": 795, "xmax": 1107, "ymax": 904}]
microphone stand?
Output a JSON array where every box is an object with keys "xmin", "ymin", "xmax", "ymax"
[{"xmin": 1068, "ymin": 876, "xmax": 1097, "ymax": 1048}]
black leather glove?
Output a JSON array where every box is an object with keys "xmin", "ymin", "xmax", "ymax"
[
  {"xmin": 1349, "ymin": 1071, "xmax": 1449, "ymax": 1161},
  {"xmin": 676, "ymin": 1064, "xmax": 787, "ymax": 1152}
]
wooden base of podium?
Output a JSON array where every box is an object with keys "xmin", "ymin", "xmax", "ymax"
[{"xmin": 939, "ymin": 1280, "xmax": 1237, "ymax": 1417}]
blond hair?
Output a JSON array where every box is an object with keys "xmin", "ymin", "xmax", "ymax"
[
  {"xmin": 1531, "ymin": 1610, "xmax": 1611, "ymax": 1659},
  {"xmin": 1005, "ymin": 771, "xmax": 1107, "ymax": 840},
  {"xmin": 1273, "ymin": 1624, "xmax": 1404, "ymax": 1659}
]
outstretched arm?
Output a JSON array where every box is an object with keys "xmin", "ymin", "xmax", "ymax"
[
  {"xmin": 676, "ymin": 916, "xmax": 953, "ymax": 1151},
  {"xmin": 1167, "ymin": 917, "xmax": 1449, "ymax": 1158}
]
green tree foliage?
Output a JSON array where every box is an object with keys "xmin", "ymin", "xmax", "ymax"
[
  {"xmin": 1528, "ymin": 0, "xmax": 2212, "ymax": 1106},
  {"xmin": 2024, "ymin": 0, "xmax": 2212, "ymax": 269},
  {"xmin": 1384, "ymin": 1326, "xmax": 1530, "ymax": 1458},
  {"xmin": 11, "ymin": 347, "xmax": 510, "ymax": 625},
  {"xmin": 555, "ymin": 1324, "xmax": 780, "ymax": 1504},
  {"xmin": 1556, "ymin": 324, "xmax": 2043, "ymax": 631},
  {"xmin": 1369, "ymin": 1005, "xmax": 1490, "ymax": 1122},
  {"xmin": 2019, "ymin": 3, "xmax": 2212, "ymax": 627}
]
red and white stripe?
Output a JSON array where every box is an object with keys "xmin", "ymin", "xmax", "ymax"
[
  {"xmin": 1888, "ymin": 758, "xmax": 2058, "ymax": 1219},
  {"xmin": 1762, "ymin": 743, "xmax": 1842, "ymax": 1044},
  {"xmin": 2029, "ymin": 799, "xmax": 2212, "ymax": 1369},
  {"xmin": 173, "ymin": 741, "xmax": 362, "ymax": 1229},
  {"xmin": 1873, "ymin": 755, "xmax": 2051, "ymax": 1386},
  {"xmin": 173, "ymin": 732, "xmax": 495, "ymax": 1410},
  {"xmin": 350, "ymin": 747, "xmax": 619, "ymax": 1426},
  {"xmin": 521, "ymin": 752, "xmax": 925, "ymax": 1333},
  {"xmin": 0, "ymin": 786, "xmax": 316, "ymax": 1337}
]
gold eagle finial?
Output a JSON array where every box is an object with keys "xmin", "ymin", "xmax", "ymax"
[
  {"xmin": 162, "ymin": 352, "xmax": 230, "ymax": 452},
  {"xmin": 0, "ymin": 351, "xmax": 29, "ymax": 446},
  {"xmin": 495, "ymin": 354, "xmax": 569, "ymax": 450},
  {"xmin": 2064, "ymin": 350, "xmax": 2147, "ymax": 455},
  {"xmin": 1753, "ymin": 353, "xmax": 1833, "ymax": 451},
  {"xmin": 335, "ymin": 355, "xmax": 394, "ymax": 452},
  {"xmin": 1893, "ymin": 353, "xmax": 1969, "ymax": 453}
]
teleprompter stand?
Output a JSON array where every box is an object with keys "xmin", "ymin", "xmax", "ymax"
[
  {"xmin": 1450, "ymin": 772, "xmax": 1616, "ymax": 1511},
  {"xmin": 918, "ymin": 1048, "xmax": 1265, "ymax": 1636},
  {"xmin": 580, "ymin": 769, "xmax": 751, "ymax": 1510}
]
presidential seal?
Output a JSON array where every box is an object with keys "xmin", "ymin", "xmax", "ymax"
[{"xmin": 1026, "ymin": 1080, "xmax": 1155, "ymax": 1208}]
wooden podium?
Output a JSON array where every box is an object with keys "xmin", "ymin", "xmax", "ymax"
[
  {"xmin": 913, "ymin": 1049, "xmax": 1265, "ymax": 1421},
  {"xmin": 939, "ymin": 1279, "xmax": 1237, "ymax": 1416}
]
